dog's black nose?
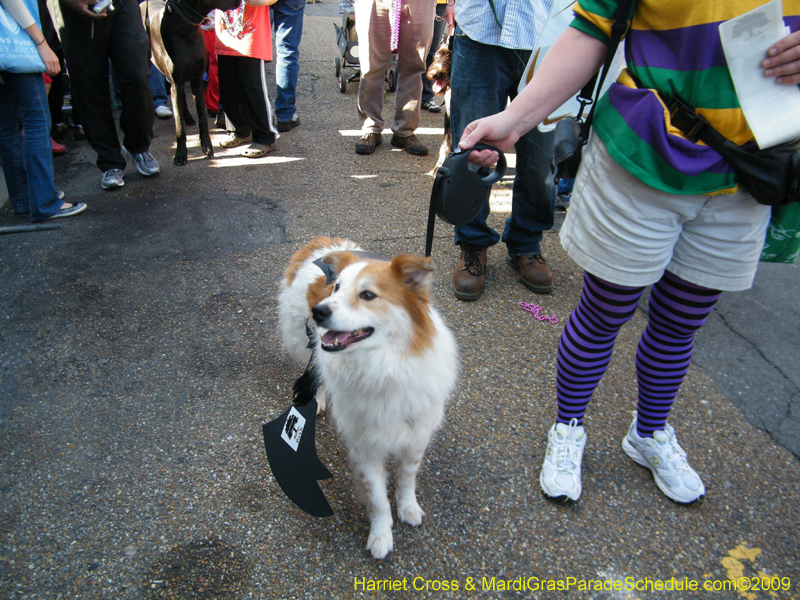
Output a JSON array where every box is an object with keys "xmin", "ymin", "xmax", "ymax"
[{"xmin": 311, "ymin": 304, "xmax": 331, "ymax": 325}]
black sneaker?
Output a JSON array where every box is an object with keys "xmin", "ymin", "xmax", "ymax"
[{"xmin": 277, "ymin": 114, "xmax": 300, "ymax": 133}]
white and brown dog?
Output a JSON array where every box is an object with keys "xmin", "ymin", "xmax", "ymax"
[{"xmin": 277, "ymin": 236, "xmax": 458, "ymax": 559}]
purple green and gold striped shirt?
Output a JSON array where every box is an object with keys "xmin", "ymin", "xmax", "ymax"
[{"xmin": 572, "ymin": 0, "xmax": 800, "ymax": 195}]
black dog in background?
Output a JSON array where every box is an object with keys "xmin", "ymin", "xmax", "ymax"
[
  {"xmin": 142, "ymin": 0, "xmax": 240, "ymax": 166},
  {"xmin": 425, "ymin": 37, "xmax": 452, "ymax": 174}
]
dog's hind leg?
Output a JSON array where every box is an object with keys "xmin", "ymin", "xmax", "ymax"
[
  {"xmin": 192, "ymin": 77, "xmax": 214, "ymax": 159},
  {"xmin": 395, "ymin": 449, "xmax": 426, "ymax": 527},
  {"xmin": 170, "ymin": 82, "xmax": 189, "ymax": 166},
  {"xmin": 351, "ymin": 453, "xmax": 393, "ymax": 559},
  {"xmin": 182, "ymin": 89, "xmax": 196, "ymax": 126}
]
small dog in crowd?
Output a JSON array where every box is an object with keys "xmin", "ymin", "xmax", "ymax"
[
  {"xmin": 277, "ymin": 236, "xmax": 458, "ymax": 560},
  {"xmin": 143, "ymin": 0, "xmax": 240, "ymax": 166},
  {"xmin": 426, "ymin": 38, "xmax": 452, "ymax": 173}
]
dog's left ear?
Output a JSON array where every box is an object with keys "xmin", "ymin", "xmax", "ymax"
[
  {"xmin": 391, "ymin": 255, "xmax": 437, "ymax": 295},
  {"xmin": 322, "ymin": 251, "xmax": 358, "ymax": 276}
]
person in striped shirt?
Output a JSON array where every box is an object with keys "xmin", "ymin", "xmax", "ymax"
[{"xmin": 460, "ymin": 0, "xmax": 800, "ymax": 505}]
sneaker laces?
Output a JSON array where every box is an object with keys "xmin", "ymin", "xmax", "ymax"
[
  {"xmin": 549, "ymin": 418, "xmax": 583, "ymax": 471},
  {"xmin": 461, "ymin": 244, "xmax": 484, "ymax": 277},
  {"xmin": 652, "ymin": 427, "xmax": 689, "ymax": 471}
]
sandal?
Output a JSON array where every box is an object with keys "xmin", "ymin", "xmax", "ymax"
[
  {"xmin": 242, "ymin": 142, "xmax": 276, "ymax": 158},
  {"xmin": 220, "ymin": 133, "xmax": 253, "ymax": 149}
]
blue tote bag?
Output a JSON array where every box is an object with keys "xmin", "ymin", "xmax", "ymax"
[{"xmin": 0, "ymin": 0, "xmax": 47, "ymax": 73}]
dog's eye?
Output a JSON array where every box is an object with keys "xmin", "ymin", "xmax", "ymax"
[
  {"xmin": 359, "ymin": 290, "xmax": 376, "ymax": 301},
  {"xmin": 333, "ymin": 283, "xmax": 340, "ymax": 292}
]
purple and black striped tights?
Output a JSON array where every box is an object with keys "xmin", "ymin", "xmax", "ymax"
[{"xmin": 555, "ymin": 270, "xmax": 722, "ymax": 438}]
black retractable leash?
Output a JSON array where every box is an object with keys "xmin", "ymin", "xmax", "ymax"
[{"xmin": 425, "ymin": 144, "xmax": 507, "ymax": 256}]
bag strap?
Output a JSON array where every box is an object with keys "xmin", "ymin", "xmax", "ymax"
[
  {"xmin": 662, "ymin": 95, "xmax": 731, "ymax": 153},
  {"xmin": 578, "ymin": 0, "xmax": 635, "ymax": 138}
]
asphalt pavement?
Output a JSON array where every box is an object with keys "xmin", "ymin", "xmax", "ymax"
[{"xmin": 1, "ymin": 5, "xmax": 799, "ymax": 599}]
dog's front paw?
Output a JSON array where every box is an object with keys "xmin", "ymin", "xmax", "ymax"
[
  {"xmin": 173, "ymin": 153, "xmax": 188, "ymax": 167},
  {"xmin": 202, "ymin": 144, "xmax": 214, "ymax": 159},
  {"xmin": 397, "ymin": 502, "xmax": 425, "ymax": 527},
  {"xmin": 366, "ymin": 529, "xmax": 393, "ymax": 560}
]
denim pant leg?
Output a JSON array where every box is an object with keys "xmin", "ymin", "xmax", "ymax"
[
  {"xmin": 0, "ymin": 73, "xmax": 60, "ymax": 221},
  {"xmin": 450, "ymin": 30, "xmax": 554, "ymax": 251},
  {"xmin": 271, "ymin": 0, "xmax": 305, "ymax": 123},
  {"xmin": 149, "ymin": 64, "xmax": 169, "ymax": 109},
  {"xmin": 502, "ymin": 126, "xmax": 555, "ymax": 255}
]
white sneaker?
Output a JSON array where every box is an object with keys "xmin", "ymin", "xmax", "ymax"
[
  {"xmin": 155, "ymin": 105, "xmax": 173, "ymax": 118},
  {"xmin": 540, "ymin": 419, "xmax": 586, "ymax": 501},
  {"xmin": 622, "ymin": 417, "xmax": 705, "ymax": 504}
]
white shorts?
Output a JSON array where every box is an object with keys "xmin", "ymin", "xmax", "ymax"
[{"xmin": 559, "ymin": 136, "xmax": 771, "ymax": 292}]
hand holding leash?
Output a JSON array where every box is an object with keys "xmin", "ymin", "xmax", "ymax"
[{"xmin": 458, "ymin": 112, "xmax": 521, "ymax": 167}]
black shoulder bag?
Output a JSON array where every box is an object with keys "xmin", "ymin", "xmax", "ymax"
[
  {"xmin": 665, "ymin": 96, "xmax": 800, "ymax": 206},
  {"xmin": 552, "ymin": 0, "xmax": 634, "ymax": 182}
]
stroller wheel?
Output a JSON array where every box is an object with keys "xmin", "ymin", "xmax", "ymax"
[
  {"xmin": 334, "ymin": 56, "xmax": 341, "ymax": 78},
  {"xmin": 339, "ymin": 69, "xmax": 347, "ymax": 93},
  {"xmin": 386, "ymin": 67, "xmax": 396, "ymax": 92}
]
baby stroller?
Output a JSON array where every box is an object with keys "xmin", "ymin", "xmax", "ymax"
[{"xmin": 334, "ymin": 11, "xmax": 398, "ymax": 93}]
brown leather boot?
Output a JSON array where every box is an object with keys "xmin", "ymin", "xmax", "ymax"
[
  {"xmin": 507, "ymin": 253, "xmax": 553, "ymax": 294},
  {"xmin": 453, "ymin": 243, "xmax": 488, "ymax": 300}
]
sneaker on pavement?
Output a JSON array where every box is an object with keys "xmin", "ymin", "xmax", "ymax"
[
  {"xmin": 48, "ymin": 202, "xmax": 87, "ymax": 220},
  {"xmin": 155, "ymin": 105, "xmax": 173, "ymax": 119},
  {"xmin": 422, "ymin": 99, "xmax": 441, "ymax": 113},
  {"xmin": 540, "ymin": 419, "xmax": 586, "ymax": 502},
  {"xmin": 101, "ymin": 168, "xmax": 125, "ymax": 190},
  {"xmin": 622, "ymin": 417, "xmax": 705, "ymax": 504},
  {"xmin": 277, "ymin": 114, "xmax": 300, "ymax": 132},
  {"xmin": 391, "ymin": 133, "xmax": 428, "ymax": 155},
  {"xmin": 507, "ymin": 252, "xmax": 553, "ymax": 294},
  {"xmin": 122, "ymin": 147, "xmax": 160, "ymax": 176},
  {"xmin": 355, "ymin": 132, "xmax": 382, "ymax": 155}
]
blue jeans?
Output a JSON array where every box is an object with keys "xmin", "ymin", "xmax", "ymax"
[
  {"xmin": 271, "ymin": 0, "xmax": 305, "ymax": 122},
  {"xmin": 149, "ymin": 64, "xmax": 169, "ymax": 109},
  {"xmin": 450, "ymin": 29, "xmax": 555, "ymax": 256},
  {"xmin": 0, "ymin": 72, "xmax": 60, "ymax": 221}
]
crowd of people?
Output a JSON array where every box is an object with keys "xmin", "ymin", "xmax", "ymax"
[
  {"xmin": 2, "ymin": 0, "xmax": 797, "ymax": 508},
  {"xmin": 0, "ymin": 0, "xmax": 306, "ymax": 214}
]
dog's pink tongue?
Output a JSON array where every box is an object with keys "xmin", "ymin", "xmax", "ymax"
[
  {"xmin": 321, "ymin": 331, "xmax": 350, "ymax": 345},
  {"xmin": 432, "ymin": 81, "xmax": 447, "ymax": 94}
]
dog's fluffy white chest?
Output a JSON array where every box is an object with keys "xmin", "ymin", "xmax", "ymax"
[{"xmin": 318, "ymin": 312, "xmax": 457, "ymax": 457}]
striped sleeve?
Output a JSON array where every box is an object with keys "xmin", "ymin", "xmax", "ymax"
[{"xmin": 571, "ymin": 0, "xmax": 633, "ymax": 43}]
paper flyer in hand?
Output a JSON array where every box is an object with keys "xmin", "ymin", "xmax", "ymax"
[{"xmin": 719, "ymin": 0, "xmax": 800, "ymax": 148}]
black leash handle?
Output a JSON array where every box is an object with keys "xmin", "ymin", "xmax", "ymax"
[{"xmin": 425, "ymin": 144, "xmax": 507, "ymax": 257}]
